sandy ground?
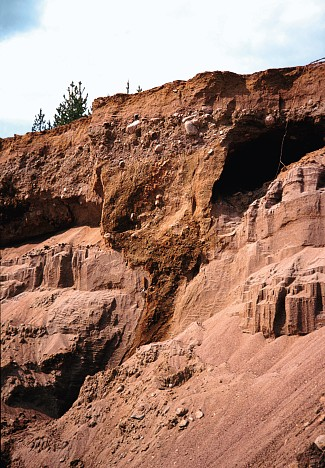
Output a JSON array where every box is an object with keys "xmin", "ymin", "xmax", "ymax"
[{"xmin": 5, "ymin": 307, "xmax": 324, "ymax": 467}]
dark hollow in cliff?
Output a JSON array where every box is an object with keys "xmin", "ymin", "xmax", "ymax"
[
  {"xmin": 0, "ymin": 196, "xmax": 102, "ymax": 248},
  {"xmin": 5, "ymin": 330, "xmax": 122, "ymax": 419},
  {"xmin": 211, "ymin": 119, "xmax": 324, "ymax": 201}
]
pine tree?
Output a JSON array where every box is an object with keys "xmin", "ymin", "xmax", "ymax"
[
  {"xmin": 53, "ymin": 81, "xmax": 88, "ymax": 127},
  {"xmin": 31, "ymin": 108, "xmax": 47, "ymax": 132}
]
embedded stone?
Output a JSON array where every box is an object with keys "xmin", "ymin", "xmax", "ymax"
[
  {"xmin": 314, "ymin": 434, "xmax": 325, "ymax": 450},
  {"xmin": 184, "ymin": 120, "xmax": 199, "ymax": 136},
  {"xmin": 265, "ymin": 114, "xmax": 275, "ymax": 126},
  {"xmin": 126, "ymin": 120, "xmax": 140, "ymax": 133},
  {"xmin": 154, "ymin": 144, "xmax": 163, "ymax": 153},
  {"xmin": 130, "ymin": 413, "xmax": 145, "ymax": 420},
  {"xmin": 179, "ymin": 419, "xmax": 189, "ymax": 429},
  {"xmin": 176, "ymin": 407, "xmax": 188, "ymax": 417}
]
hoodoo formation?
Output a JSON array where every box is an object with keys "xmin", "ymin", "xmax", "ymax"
[{"xmin": 1, "ymin": 64, "xmax": 325, "ymax": 467}]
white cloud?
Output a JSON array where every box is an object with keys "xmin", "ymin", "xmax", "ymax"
[{"xmin": 0, "ymin": 0, "xmax": 324, "ymax": 137}]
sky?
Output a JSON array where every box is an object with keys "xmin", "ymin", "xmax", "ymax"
[{"xmin": 0, "ymin": 0, "xmax": 324, "ymax": 138}]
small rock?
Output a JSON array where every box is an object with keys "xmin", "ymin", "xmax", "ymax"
[
  {"xmin": 130, "ymin": 413, "xmax": 145, "ymax": 421},
  {"xmin": 126, "ymin": 120, "xmax": 140, "ymax": 134},
  {"xmin": 314, "ymin": 434, "xmax": 325, "ymax": 450},
  {"xmin": 179, "ymin": 419, "xmax": 189, "ymax": 430},
  {"xmin": 119, "ymin": 160, "xmax": 125, "ymax": 168},
  {"xmin": 195, "ymin": 410, "xmax": 204, "ymax": 419},
  {"xmin": 184, "ymin": 120, "xmax": 199, "ymax": 136},
  {"xmin": 117, "ymin": 385, "xmax": 124, "ymax": 393},
  {"xmin": 265, "ymin": 114, "xmax": 275, "ymax": 126},
  {"xmin": 154, "ymin": 144, "xmax": 163, "ymax": 154},
  {"xmin": 176, "ymin": 407, "xmax": 188, "ymax": 417}
]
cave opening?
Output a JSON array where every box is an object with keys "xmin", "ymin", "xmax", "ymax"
[{"xmin": 211, "ymin": 119, "xmax": 324, "ymax": 202}]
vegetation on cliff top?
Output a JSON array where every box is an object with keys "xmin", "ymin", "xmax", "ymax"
[{"xmin": 32, "ymin": 81, "xmax": 89, "ymax": 132}]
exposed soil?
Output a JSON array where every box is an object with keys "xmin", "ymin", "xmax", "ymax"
[{"xmin": 1, "ymin": 63, "xmax": 325, "ymax": 467}]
